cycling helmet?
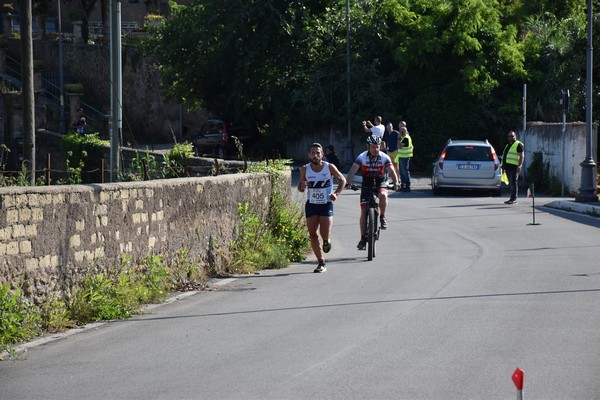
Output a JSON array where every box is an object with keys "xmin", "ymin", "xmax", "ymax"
[{"xmin": 366, "ymin": 135, "xmax": 382, "ymax": 145}]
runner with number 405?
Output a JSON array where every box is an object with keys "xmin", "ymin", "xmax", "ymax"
[
  {"xmin": 346, "ymin": 135, "xmax": 400, "ymax": 260},
  {"xmin": 298, "ymin": 143, "xmax": 346, "ymax": 273}
]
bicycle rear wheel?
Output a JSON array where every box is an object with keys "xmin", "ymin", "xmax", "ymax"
[
  {"xmin": 367, "ymin": 207, "xmax": 375, "ymax": 261},
  {"xmin": 373, "ymin": 210, "xmax": 378, "ymax": 258}
]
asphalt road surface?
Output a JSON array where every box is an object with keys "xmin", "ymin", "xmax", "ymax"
[{"xmin": 2, "ymin": 180, "xmax": 600, "ymax": 400}]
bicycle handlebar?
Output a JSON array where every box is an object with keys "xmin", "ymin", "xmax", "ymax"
[{"xmin": 346, "ymin": 183, "xmax": 397, "ymax": 191}]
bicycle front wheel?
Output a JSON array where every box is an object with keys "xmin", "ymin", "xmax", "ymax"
[{"xmin": 367, "ymin": 207, "xmax": 375, "ymax": 261}]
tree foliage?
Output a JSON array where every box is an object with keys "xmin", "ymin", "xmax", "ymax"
[{"xmin": 143, "ymin": 0, "xmax": 599, "ymax": 166}]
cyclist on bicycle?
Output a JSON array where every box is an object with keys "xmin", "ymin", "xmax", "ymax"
[{"xmin": 345, "ymin": 135, "xmax": 399, "ymax": 250}]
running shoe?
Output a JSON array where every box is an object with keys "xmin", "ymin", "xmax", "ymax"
[
  {"xmin": 323, "ymin": 240, "xmax": 331, "ymax": 253},
  {"xmin": 357, "ymin": 239, "xmax": 366, "ymax": 250},
  {"xmin": 314, "ymin": 263, "xmax": 326, "ymax": 273},
  {"xmin": 380, "ymin": 216, "xmax": 388, "ymax": 229},
  {"xmin": 504, "ymin": 200, "xmax": 517, "ymax": 205}
]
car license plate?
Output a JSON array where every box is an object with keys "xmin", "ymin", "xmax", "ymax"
[{"xmin": 458, "ymin": 164, "xmax": 479, "ymax": 170}]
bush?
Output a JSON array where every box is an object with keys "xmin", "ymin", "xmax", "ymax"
[
  {"xmin": 163, "ymin": 142, "xmax": 194, "ymax": 178},
  {"xmin": 70, "ymin": 255, "xmax": 173, "ymax": 323},
  {"xmin": 526, "ymin": 151, "xmax": 564, "ymax": 195},
  {"xmin": 0, "ymin": 285, "xmax": 41, "ymax": 354},
  {"xmin": 62, "ymin": 132, "xmax": 109, "ymax": 183},
  {"xmin": 229, "ymin": 159, "xmax": 309, "ymax": 274}
]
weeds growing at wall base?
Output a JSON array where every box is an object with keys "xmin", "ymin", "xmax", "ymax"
[
  {"xmin": 0, "ymin": 249, "xmax": 206, "ymax": 359},
  {"xmin": 229, "ymin": 159, "xmax": 309, "ymax": 274}
]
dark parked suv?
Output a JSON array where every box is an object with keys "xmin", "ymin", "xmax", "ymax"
[{"xmin": 186, "ymin": 118, "xmax": 254, "ymax": 158}]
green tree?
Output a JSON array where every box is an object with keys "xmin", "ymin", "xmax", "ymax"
[
  {"xmin": 143, "ymin": 0, "xmax": 595, "ymax": 167},
  {"xmin": 386, "ymin": 0, "xmax": 527, "ymax": 162}
]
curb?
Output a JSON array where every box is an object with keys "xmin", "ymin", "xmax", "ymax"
[{"xmin": 544, "ymin": 200, "xmax": 600, "ymax": 217}]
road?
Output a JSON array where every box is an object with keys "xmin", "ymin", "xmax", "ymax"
[{"xmin": 2, "ymin": 180, "xmax": 600, "ymax": 400}]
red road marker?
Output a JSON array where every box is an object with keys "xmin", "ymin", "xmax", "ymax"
[{"xmin": 512, "ymin": 368, "xmax": 525, "ymax": 399}]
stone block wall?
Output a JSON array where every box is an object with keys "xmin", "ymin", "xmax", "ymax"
[{"xmin": 0, "ymin": 171, "xmax": 288, "ymax": 303}]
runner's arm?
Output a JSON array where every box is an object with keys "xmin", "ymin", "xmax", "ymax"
[
  {"xmin": 328, "ymin": 164, "xmax": 347, "ymax": 200},
  {"xmin": 297, "ymin": 166, "xmax": 307, "ymax": 192}
]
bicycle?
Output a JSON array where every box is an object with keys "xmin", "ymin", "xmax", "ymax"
[{"xmin": 348, "ymin": 183, "xmax": 383, "ymax": 261}]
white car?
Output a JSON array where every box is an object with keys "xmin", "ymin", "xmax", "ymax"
[{"xmin": 431, "ymin": 139, "xmax": 502, "ymax": 196}]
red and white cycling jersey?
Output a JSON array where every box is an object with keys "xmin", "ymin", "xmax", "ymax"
[{"xmin": 354, "ymin": 150, "xmax": 393, "ymax": 187}]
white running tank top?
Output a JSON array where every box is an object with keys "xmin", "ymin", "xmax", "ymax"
[{"xmin": 305, "ymin": 161, "xmax": 333, "ymax": 204}]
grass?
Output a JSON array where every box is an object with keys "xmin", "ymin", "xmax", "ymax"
[
  {"xmin": 228, "ymin": 159, "xmax": 309, "ymax": 274},
  {"xmin": 0, "ymin": 250, "xmax": 206, "ymax": 359}
]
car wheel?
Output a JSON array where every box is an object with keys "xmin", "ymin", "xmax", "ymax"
[{"xmin": 432, "ymin": 185, "xmax": 442, "ymax": 196}]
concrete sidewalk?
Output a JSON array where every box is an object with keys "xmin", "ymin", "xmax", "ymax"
[{"xmin": 544, "ymin": 199, "xmax": 600, "ymax": 217}]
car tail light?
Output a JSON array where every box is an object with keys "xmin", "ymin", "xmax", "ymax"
[
  {"xmin": 439, "ymin": 150, "xmax": 447, "ymax": 169},
  {"xmin": 490, "ymin": 148, "xmax": 499, "ymax": 170}
]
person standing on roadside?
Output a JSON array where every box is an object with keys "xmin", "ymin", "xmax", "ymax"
[
  {"xmin": 383, "ymin": 122, "xmax": 399, "ymax": 179},
  {"xmin": 298, "ymin": 143, "xmax": 347, "ymax": 273},
  {"xmin": 501, "ymin": 130, "xmax": 524, "ymax": 205},
  {"xmin": 397, "ymin": 124, "xmax": 413, "ymax": 192},
  {"xmin": 362, "ymin": 115, "xmax": 385, "ymax": 140},
  {"xmin": 325, "ymin": 144, "xmax": 342, "ymax": 170}
]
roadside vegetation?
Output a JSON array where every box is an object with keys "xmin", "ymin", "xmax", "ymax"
[
  {"xmin": 230, "ymin": 158, "xmax": 309, "ymax": 273},
  {"xmin": 0, "ymin": 158, "xmax": 308, "ymax": 359},
  {"xmin": 0, "ymin": 250, "xmax": 203, "ymax": 359},
  {"xmin": 143, "ymin": 0, "xmax": 595, "ymax": 169}
]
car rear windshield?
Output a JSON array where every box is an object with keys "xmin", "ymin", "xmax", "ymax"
[{"xmin": 445, "ymin": 145, "xmax": 493, "ymax": 161}]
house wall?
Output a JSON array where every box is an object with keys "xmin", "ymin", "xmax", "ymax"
[{"xmin": 523, "ymin": 121, "xmax": 598, "ymax": 195}]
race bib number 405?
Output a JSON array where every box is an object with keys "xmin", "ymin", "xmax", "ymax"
[{"xmin": 309, "ymin": 188, "xmax": 328, "ymax": 204}]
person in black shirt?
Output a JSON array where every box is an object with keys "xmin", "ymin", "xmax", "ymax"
[{"xmin": 325, "ymin": 144, "xmax": 342, "ymax": 170}]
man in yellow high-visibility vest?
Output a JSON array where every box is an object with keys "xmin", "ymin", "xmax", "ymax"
[
  {"xmin": 396, "ymin": 124, "xmax": 413, "ymax": 192},
  {"xmin": 501, "ymin": 130, "xmax": 524, "ymax": 205}
]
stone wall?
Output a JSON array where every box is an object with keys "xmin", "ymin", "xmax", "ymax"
[
  {"xmin": 523, "ymin": 122, "xmax": 597, "ymax": 195},
  {"xmin": 0, "ymin": 171, "xmax": 289, "ymax": 303}
]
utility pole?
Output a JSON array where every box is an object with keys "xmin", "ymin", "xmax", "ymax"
[
  {"xmin": 58, "ymin": 0, "xmax": 65, "ymax": 134},
  {"xmin": 560, "ymin": 89, "xmax": 569, "ymax": 197},
  {"xmin": 21, "ymin": 0, "xmax": 35, "ymax": 185},
  {"xmin": 109, "ymin": 0, "xmax": 122, "ymax": 182},
  {"xmin": 345, "ymin": 0, "xmax": 354, "ymax": 168},
  {"xmin": 576, "ymin": 0, "xmax": 598, "ymax": 202}
]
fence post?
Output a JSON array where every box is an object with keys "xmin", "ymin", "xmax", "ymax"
[
  {"xmin": 45, "ymin": 153, "xmax": 51, "ymax": 185},
  {"xmin": 142, "ymin": 159, "xmax": 149, "ymax": 181}
]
